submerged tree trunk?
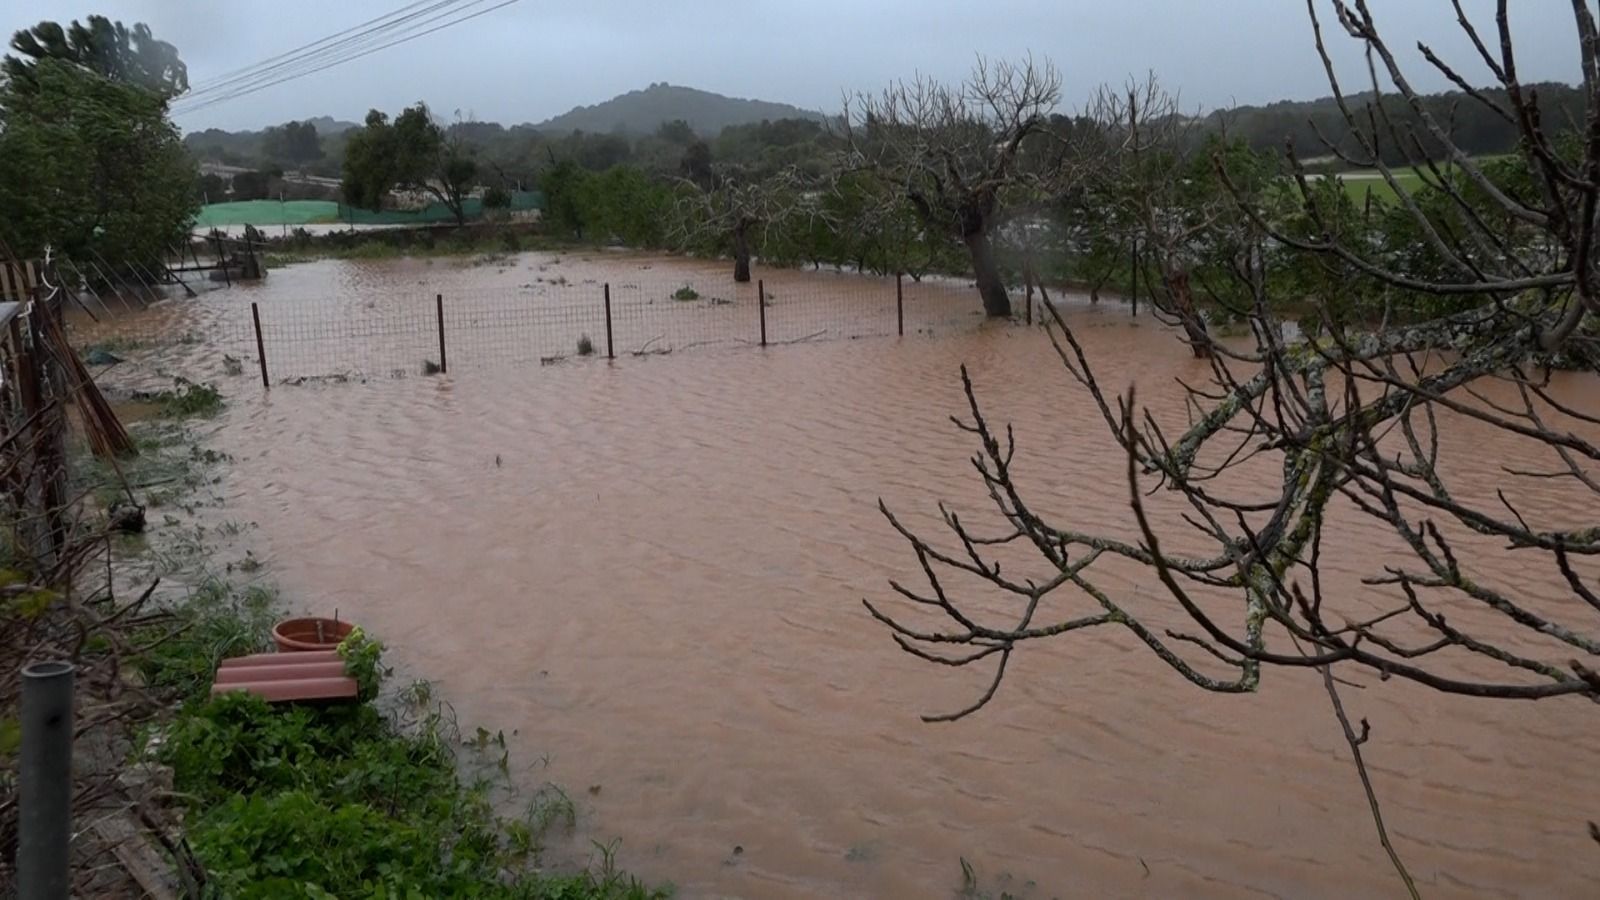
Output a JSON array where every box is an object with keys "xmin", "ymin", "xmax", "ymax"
[
  {"xmin": 732, "ymin": 225, "xmax": 752, "ymax": 283},
  {"xmin": 1164, "ymin": 264, "xmax": 1213, "ymax": 359},
  {"xmin": 964, "ymin": 230, "xmax": 1011, "ymax": 318}
]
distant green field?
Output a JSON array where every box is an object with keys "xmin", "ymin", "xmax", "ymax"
[
  {"xmin": 1336, "ymin": 171, "xmax": 1419, "ymax": 205},
  {"xmin": 1332, "ymin": 154, "xmax": 1514, "ymax": 205}
]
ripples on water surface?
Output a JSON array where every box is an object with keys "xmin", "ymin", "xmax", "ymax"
[{"xmin": 80, "ymin": 253, "xmax": 1600, "ymax": 897}]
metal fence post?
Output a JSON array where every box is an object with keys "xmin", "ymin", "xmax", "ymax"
[
  {"xmin": 435, "ymin": 293, "xmax": 447, "ymax": 374},
  {"xmin": 19, "ymin": 660, "xmax": 74, "ymax": 900},
  {"xmin": 757, "ymin": 278, "xmax": 767, "ymax": 347},
  {"xmin": 250, "ymin": 302, "xmax": 269, "ymax": 389},
  {"xmin": 603, "ymin": 283, "xmax": 615, "ymax": 360},
  {"xmin": 896, "ymin": 272, "xmax": 904, "ymax": 336}
]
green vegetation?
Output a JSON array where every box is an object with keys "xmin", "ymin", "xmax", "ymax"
[
  {"xmin": 671, "ymin": 285, "xmax": 700, "ymax": 301},
  {"xmin": 3, "ymin": 15, "xmax": 187, "ymax": 98},
  {"xmin": 1336, "ymin": 171, "xmax": 1419, "ymax": 205},
  {"xmin": 155, "ymin": 666, "xmax": 663, "ymax": 898},
  {"xmin": 133, "ymin": 378, "xmax": 225, "ymax": 418},
  {"xmin": 0, "ymin": 43, "xmax": 196, "ymax": 265},
  {"xmin": 343, "ymin": 103, "xmax": 478, "ymax": 224},
  {"xmin": 576, "ymin": 334, "xmax": 596, "ymax": 356}
]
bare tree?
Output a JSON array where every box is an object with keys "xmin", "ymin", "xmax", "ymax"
[
  {"xmin": 868, "ymin": 0, "xmax": 1599, "ymax": 884},
  {"xmin": 1079, "ymin": 79, "xmax": 1280, "ymax": 358},
  {"xmin": 668, "ymin": 165, "xmax": 817, "ymax": 283},
  {"xmin": 842, "ymin": 57, "xmax": 1067, "ymax": 317}
]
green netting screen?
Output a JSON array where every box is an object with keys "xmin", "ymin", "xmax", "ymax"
[{"xmin": 194, "ymin": 191, "xmax": 544, "ymax": 228}]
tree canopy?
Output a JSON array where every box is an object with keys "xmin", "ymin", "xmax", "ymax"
[
  {"xmin": 4, "ymin": 15, "xmax": 187, "ymax": 99},
  {"xmin": 262, "ymin": 120, "xmax": 324, "ymax": 167},
  {"xmin": 341, "ymin": 103, "xmax": 479, "ymax": 224},
  {"xmin": 0, "ymin": 55, "xmax": 195, "ymax": 265}
]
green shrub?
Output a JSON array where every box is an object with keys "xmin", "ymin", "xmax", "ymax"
[
  {"xmin": 159, "ymin": 668, "xmax": 667, "ymax": 898},
  {"xmin": 337, "ymin": 626, "xmax": 386, "ymax": 701},
  {"xmin": 671, "ymin": 285, "xmax": 699, "ymax": 301}
]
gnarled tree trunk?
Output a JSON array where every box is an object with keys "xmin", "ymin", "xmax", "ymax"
[
  {"xmin": 964, "ymin": 230, "xmax": 1011, "ymax": 318},
  {"xmin": 732, "ymin": 224, "xmax": 752, "ymax": 283},
  {"xmin": 1163, "ymin": 263, "xmax": 1212, "ymax": 359}
]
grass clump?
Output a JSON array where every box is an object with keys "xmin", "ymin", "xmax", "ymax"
[
  {"xmin": 577, "ymin": 334, "xmax": 595, "ymax": 356},
  {"xmin": 138, "ymin": 580, "xmax": 277, "ymax": 700},
  {"xmin": 671, "ymin": 285, "xmax": 699, "ymax": 301},
  {"xmin": 133, "ymin": 377, "xmax": 224, "ymax": 418}
]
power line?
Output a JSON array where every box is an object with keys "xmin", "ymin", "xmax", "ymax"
[
  {"xmin": 174, "ymin": 0, "xmax": 478, "ymax": 111},
  {"xmin": 172, "ymin": 0, "xmax": 520, "ymax": 118},
  {"xmin": 185, "ymin": 0, "xmax": 444, "ymax": 93}
]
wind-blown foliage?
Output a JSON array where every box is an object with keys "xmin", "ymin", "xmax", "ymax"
[
  {"xmin": 0, "ymin": 58, "xmax": 196, "ymax": 264},
  {"xmin": 4, "ymin": 15, "xmax": 187, "ymax": 99}
]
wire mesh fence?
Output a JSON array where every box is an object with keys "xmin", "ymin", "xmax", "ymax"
[{"xmin": 216, "ymin": 270, "xmax": 996, "ymax": 383}]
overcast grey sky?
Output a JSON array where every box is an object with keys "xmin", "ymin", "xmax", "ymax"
[{"xmin": 1, "ymin": 1, "xmax": 1582, "ymax": 132}]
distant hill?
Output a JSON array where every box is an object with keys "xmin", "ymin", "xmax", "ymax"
[
  {"xmin": 534, "ymin": 82, "xmax": 823, "ymax": 136},
  {"xmin": 304, "ymin": 115, "xmax": 360, "ymax": 135}
]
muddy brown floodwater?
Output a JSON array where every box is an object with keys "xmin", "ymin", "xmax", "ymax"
[{"xmin": 82, "ymin": 253, "xmax": 1600, "ymax": 897}]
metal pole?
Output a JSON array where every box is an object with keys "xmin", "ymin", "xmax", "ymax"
[
  {"xmin": 251, "ymin": 302, "xmax": 269, "ymax": 389},
  {"xmin": 19, "ymin": 660, "xmax": 74, "ymax": 900},
  {"xmin": 603, "ymin": 283, "xmax": 614, "ymax": 360},
  {"xmin": 896, "ymin": 272, "xmax": 904, "ymax": 336},
  {"xmin": 214, "ymin": 234, "xmax": 231, "ymax": 287},
  {"xmin": 757, "ymin": 278, "xmax": 767, "ymax": 347},
  {"xmin": 435, "ymin": 293, "xmax": 447, "ymax": 374},
  {"xmin": 1130, "ymin": 238, "xmax": 1139, "ymax": 318}
]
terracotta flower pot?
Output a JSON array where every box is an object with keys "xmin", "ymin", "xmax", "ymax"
[{"xmin": 272, "ymin": 616, "xmax": 355, "ymax": 652}]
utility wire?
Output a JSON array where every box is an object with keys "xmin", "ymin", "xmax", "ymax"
[
  {"xmin": 173, "ymin": 0, "xmax": 519, "ymax": 117},
  {"xmin": 173, "ymin": 0, "xmax": 478, "ymax": 111},
  {"xmin": 184, "ymin": 0, "xmax": 445, "ymax": 94}
]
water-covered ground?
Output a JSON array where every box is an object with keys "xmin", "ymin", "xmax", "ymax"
[{"xmin": 75, "ymin": 252, "xmax": 1600, "ymax": 897}]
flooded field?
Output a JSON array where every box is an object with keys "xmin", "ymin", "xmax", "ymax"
[{"xmin": 77, "ymin": 253, "xmax": 1600, "ymax": 897}]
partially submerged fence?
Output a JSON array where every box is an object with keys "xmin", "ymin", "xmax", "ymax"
[{"xmin": 224, "ymin": 272, "xmax": 1004, "ymax": 384}]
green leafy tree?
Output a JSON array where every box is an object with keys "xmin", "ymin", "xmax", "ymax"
[
  {"xmin": 579, "ymin": 166, "xmax": 672, "ymax": 247},
  {"xmin": 481, "ymin": 184, "xmax": 511, "ymax": 210},
  {"xmin": 340, "ymin": 103, "xmax": 478, "ymax": 224},
  {"xmin": 5, "ymin": 15, "xmax": 187, "ymax": 99},
  {"xmin": 340, "ymin": 110, "xmax": 396, "ymax": 210},
  {"xmin": 654, "ymin": 118, "xmax": 697, "ymax": 146},
  {"xmin": 538, "ymin": 160, "xmax": 591, "ymax": 239},
  {"xmin": 262, "ymin": 120, "xmax": 323, "ymax": 167},
  {"xmin": 229, "ymin": 170, "xmax": 277, "ymax": 202},
  {"xmin": 0, "ymin": 58, "xmax": 196, "ymax": 264},
  {"xmin": 197, "ymin": 172, "xmax": 228, "ymax": 204}
]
